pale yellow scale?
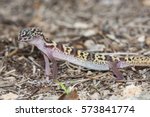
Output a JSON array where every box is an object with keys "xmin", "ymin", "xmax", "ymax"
[
  {"xmin": 124, "ymin": 56, "xmax": 150, "ymax": 66},
  {"xmin": 111, "ymin": 56, "xmax": 120, "ymax": 61},
  {"xmin": 62, "ymin": 45, "xmax": 73, "ymax": 55},
  {"xmin": 93, "ymin": 53, "xmax": 107, "ymax": 64},
  {"xmin": 77, "ymin": 50, "xmax": 89, "ymax": 61},
  {"xmin": 45, "ymin": 41, "xmax": 57, "ymax": 48},
  {"xmin": 45, "ymin": 40, "xmax": 150, "ymax": 67}
]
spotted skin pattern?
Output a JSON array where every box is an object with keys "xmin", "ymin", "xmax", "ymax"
[
  {"xmin": 19, "ymin": 28, "xmax": 43, "ymax": 41},
  {"xmin": 45, "ymin": 41, "xmax": 150, "ymax": 67},
  {"xmin": 62, "ymin": 45, "xmax": 74, "ymax": 55},
  {"xmin": 124, "ymin": 56, "xmax": 150, "ymax": 66},
  {"xmin": 18, "ymin": 27, "xmax": 150, "ymax": 80}
]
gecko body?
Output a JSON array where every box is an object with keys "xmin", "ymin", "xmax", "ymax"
[{"xmin": 18, "ymin": 27, "xmax": 150, "ymax": 80}]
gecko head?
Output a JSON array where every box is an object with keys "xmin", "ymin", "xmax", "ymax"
[{"xmin": 18, "ymin": 27, "xmax": 44, "ymax": 42}]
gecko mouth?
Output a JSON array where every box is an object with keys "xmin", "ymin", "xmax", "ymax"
[
  {"xmin": 18, "ymin": 37, "xmax": 29, "ymax": 42},
  {"xmin": 18, "ymin": 35, "xmax": 22, "ymax": 41}
]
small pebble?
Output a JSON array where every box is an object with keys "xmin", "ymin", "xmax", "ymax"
[
  {"xmin": 83, "ymin": 29, "xmax": 97, "ymax": 37},
  {"xmin": 73, "ymin": 22, "xmax": 89, "ymax": 29},
  {"xmin": 137, "ymin": 35, "xmax": 145, "ymax": 43},
  {"xmin": 145, "ymin": 37, "xmax": 150, "ymax": 46}
]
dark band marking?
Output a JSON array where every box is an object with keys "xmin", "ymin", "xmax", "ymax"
[
  {"xmin": 86, "ymin": 52, "xmax": 95, "ymax": 61},
  {"xmin": 93, "ymin": 53, "xmax": 107, "ymax": 64},
  {"xmin": 62, "ymin": 45, "xmax": 74, "ymax": 55},
  {"xmin": 45, "ymin": 41, "xmax": 57, "ymax": 48},
  {"xmin": 44, "ymin": 41, "xmax": 150, "ymax": 66},
  {"xmin": 124, "ymin": 56, "xmax": 150, "ymax": 65},
  {"xmin": 56, "ymin": 43, "xmax": 64, "ymax": 51},
  {"xmin": 76, "ymin": 50, "xmax": 90, "ymax": 61}
]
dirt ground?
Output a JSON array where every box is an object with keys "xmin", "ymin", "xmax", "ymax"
[{"xmin": 0, "ymin": 0, "xmax": 150, "ymax": 100}]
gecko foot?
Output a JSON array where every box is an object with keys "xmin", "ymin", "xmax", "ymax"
[
  {"xmin": 38, "ymin": 78, "xmax": 53, "ymax": 85},
  {"xmin": 44, "ymin": 75, "xmax": 53, "ymax": 83}
]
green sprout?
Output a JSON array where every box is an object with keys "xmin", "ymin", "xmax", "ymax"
[{"xmin": 58, "ymin": 82, "xmax": 71, "ymax": 95}]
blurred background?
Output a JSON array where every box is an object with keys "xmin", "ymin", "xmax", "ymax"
[{"xmin": 0, "ymin": 0, "xmax": 150, "ymax": 42}]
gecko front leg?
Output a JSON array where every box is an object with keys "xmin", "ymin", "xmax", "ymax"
[
  {"xmin": 43, "ymin": 53, "xmax": 58, "ymax": 81},
  {"xmin": 43, "ymin": 54, "xmax": 51, "ymax": 81},
  {"xmin": 51, "ymin": 58, "xmax": 58, "ymax": 79}
]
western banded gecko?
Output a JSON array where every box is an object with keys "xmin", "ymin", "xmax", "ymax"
[{"xmin": 18, "ymin": 27, "xmax": 150, "ymax": 80}]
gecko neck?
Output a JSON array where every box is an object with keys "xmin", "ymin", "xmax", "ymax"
[{"xmin": 29, "ymin": 37, "xmax": 49, "ymax": 55}]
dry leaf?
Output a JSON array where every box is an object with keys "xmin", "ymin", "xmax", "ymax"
[{"xmin": 58, "ymin": 89, "xmax": 79, "ymax": 100}]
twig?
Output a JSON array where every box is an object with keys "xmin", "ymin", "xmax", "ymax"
[{"xmin": 5, "ymin": 48, "xmax": 18, "ymax": 57}]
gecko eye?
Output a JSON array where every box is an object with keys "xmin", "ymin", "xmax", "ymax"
[{"xmin": 18, "ymin": 28, "xmax": 30, "ymax": 41}]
